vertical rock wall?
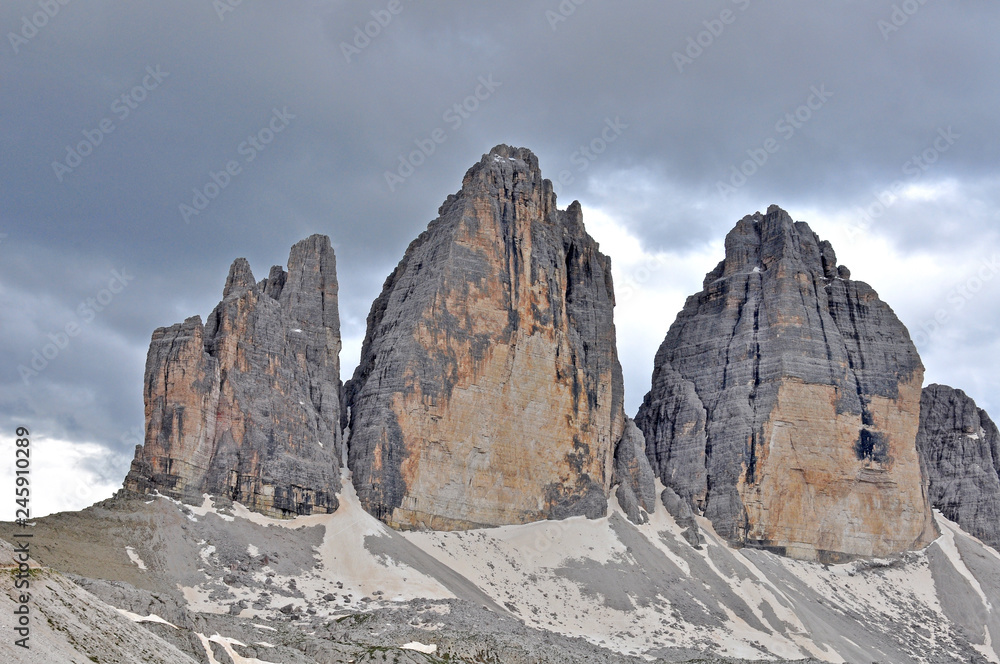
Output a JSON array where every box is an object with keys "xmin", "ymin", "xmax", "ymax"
[
  {"xmin": 345, "ymin": 145, "xmax": 627, "ymax": 530},
  {"xmin": 123, "ymin": 235, "xmax": 343, "ymax": 517},
  {"xmin": 918, "ymin": 383, "xmax": 1000, "ymax": 549}
]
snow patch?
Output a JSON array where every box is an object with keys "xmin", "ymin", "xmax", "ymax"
[
  {"xmin": 151, "ymin": 491, "xmax": 199, "ymax": 521},
  {"xmin": 199, "ymin": 544, "xmax": 217, "ymax": 566},
  {"xmin": 125, "ymin": 546, "xmax": 147, "ymax": 570},
  {"xmin": 209, "ymin": 634, "xmax": 282, "ymax": 664},
  {"xmin": 197, "ymin": 633, "xmax": 281, "ymax": 664},
  {"xmin": 189, "ymin": 494, "xmax": 235, "ymax": 521},
  {"xmin": 116, "ymin": 609, "xmax": 178, "ymax": 628},
  {"xmin": 935, "ymin": 512, "xmax": 999, "ymax": 662},
  {"xmin": 936, "ymin": 512, "xmax": 992, "ymax": 612},
  {"xmin": 402, "ymin": 641, "xmax": 438, "ymax": 654}
]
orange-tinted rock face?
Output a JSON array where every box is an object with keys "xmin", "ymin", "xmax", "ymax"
[
  {"xmin": 123, "ymin": 235, "xmax": 343, "ymax": 518},
  {"xmin": 346, "ymin": 145, "xmax": 625, "ymax": 530},
  {"xmin": 637, "ymin": 205, "xmax": 936, "ymax": 561},
  {"xmin": 738, "ymin": 376, "xmax": 933, "ymax": 560}
]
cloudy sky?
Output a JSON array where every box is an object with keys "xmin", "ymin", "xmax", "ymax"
[{"xmin": 2, "ymin": 1, "xmax": 998, "ymax": 518}]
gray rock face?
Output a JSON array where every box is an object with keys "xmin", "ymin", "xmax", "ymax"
[
  {"xmin": 918, "ymin": 384, "xmax": 1000, "ymax": 548},
  {"xmin": 660, "ymin": 486, "xmax": 705, "ymax": 548},
  {"xmin": 635, "ymin": 362, "xmax": 708, "ymax": 513},
  {"xmin": 345, "ymin": 144, "xmax": 626, "ymax": 530},
  {"xmin": 123, "ymin": 235, "xmax": 343, "ymax": 517},
  {"xmin": 613, "ymin": 418, "xmax": 657, "ymax": 524},
  {"xmin": 636, "ymin": 205, "xmax": 935, "ymax": 561}
]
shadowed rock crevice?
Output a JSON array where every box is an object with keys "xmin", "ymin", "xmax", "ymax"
[{"xmin": 612, "ymin": 418, "xmax": 657, "ymax": 524}]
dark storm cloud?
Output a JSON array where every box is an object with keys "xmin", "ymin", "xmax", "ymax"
[{"xmin": 1, "ymin": 0, "xmax": 998, "ymax": 485}]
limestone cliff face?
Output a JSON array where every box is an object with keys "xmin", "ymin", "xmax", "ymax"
[
  {"xmin": 917, "ymin": 384, "xmax": 1000, "ymax": 548},
  {"xmin": 636, "ymin": 205, "xmax": 936, "ymax": 561},
  {"xmin": 345, "ymin": 145, "xmax": 626, "ymax": 530},
  {"xmin": 123, "ymin": 235, "xmax": 343, "ymax": 517},
  {"xmin": 613, "ymin": 418, "xmax": 657, "ymax": 525}
]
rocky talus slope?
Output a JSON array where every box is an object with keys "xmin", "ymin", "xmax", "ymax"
[
  {"xmin": 3, "ymin": 486, "xmax": 997, "ymax": 663},
  {"xmin": 345, "ymin": 144, "xmax": 634, "ymax": 530},
  {"xmin": 122, "ymin": 235, "xmax": 343, "ymax": 517},
  {"xmin": 636, "ymin": 205, "xmax": 936, "ymax": 561},
  {"xmin": 918, "ymin": 383, "xmax": 1000, "ymax": 548}
]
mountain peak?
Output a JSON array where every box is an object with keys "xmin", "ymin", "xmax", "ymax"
[
  {"xmin": 714, "ymin": 205, "xmax": 847, "ymax": 284},
  {"xmin": 346, "ymin": 146, "xmax": 628, "ymax": 530},
  {"xmin": 639, "ymin": 207, "xmax": 933, "ymax": 561}
]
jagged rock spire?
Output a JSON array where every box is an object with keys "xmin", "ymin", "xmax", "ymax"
[{"xmin": 123, "ymin": 235, "xmax": 343, "ymax": 517}]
